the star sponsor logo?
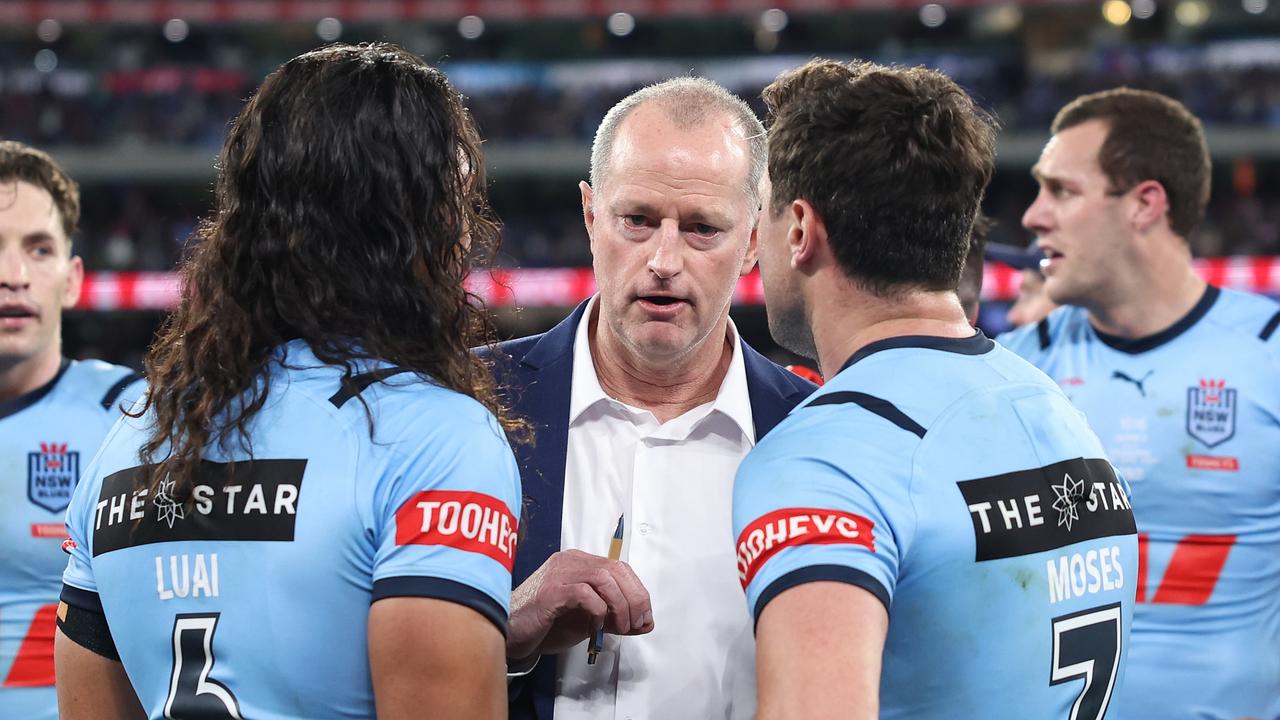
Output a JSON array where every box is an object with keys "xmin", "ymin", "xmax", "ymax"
[
  {"xmin": 958, "ymin": 457, "xmax": 1136, "ymax": 562},
  {"xmin": 153, "ymin": 477, "xmax": 186, "ymax": 529},
  {"xmin": 1050, "ymin": 473, "xmax": 1086, "ymax": 531}
]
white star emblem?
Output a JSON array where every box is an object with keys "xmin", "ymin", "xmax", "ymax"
[
  {"xmin": 153, "ymin": 477, "xmax": 186, "ymax": 529},
  {"xmin": 1050, "ymin": 473, "xmax": 1086, "ymax": 531}
]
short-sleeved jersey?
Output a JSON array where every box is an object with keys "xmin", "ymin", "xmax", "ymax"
[
  {"xmin": 60, "ymin": 340, "xmax": 522, "ymax": 720},
  {"xmin": 0, "ymin": 359, "xmax": 142, "ymax": 720},
  {"xmin": 734, "ymin": 333, "xmax": 1139, "ymax": 720},
  {"xmin": 999, "ymin": 286, "xmax": 1280, "ymax": 720}
]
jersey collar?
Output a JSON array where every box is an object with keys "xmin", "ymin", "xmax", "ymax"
[
  {"xmin": 1091, "ymin": 285, "xmax": 1220, "ymax": 355},
  {"xmin": 0, "ymin": 357, "xmax": 71, "ymax": 421},
  {"xmin": 839, "ymin": 331, "xmax": 994, "ymax": 373}
]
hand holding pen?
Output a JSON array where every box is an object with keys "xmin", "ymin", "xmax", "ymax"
[
  {"xmin": 504, "ymin": 518, "xmax": 655, "ymax": 665},
  {"xmin": 588, "ymin": 515, "xmax": 627, "ymax": 665}
]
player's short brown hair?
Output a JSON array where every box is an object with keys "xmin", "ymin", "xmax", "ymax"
[
  {"xmin": 1052, "ymin": 88, "xmax": 1210, "ymax": 239},
  {"xmin": 0, "ymin": 140, "xmax": 80, "ymax": 240},
  {"xmin": 763, "ymin": 59, "xmax": 996, "ymax": 297},
  {"xmin": 957, "ymin": 212, "xmax": 992, "ymax": 320}
]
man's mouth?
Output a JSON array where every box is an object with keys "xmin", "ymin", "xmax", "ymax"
[
  {"xmin": 1037, "ymin": 247, "xmax": 1065, "ymax": 273},
  {"xmin": 635, "ymin": 294, "xmax": 690, "ymax": 316},
  {"xmin": 639, "ymin": 295, "xmax": 684, "ymax": 306},
  {"xmin": 0, "ymin": 304, "xmax": 36, "ymax": 319}
]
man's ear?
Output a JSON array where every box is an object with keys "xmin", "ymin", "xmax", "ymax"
[
  {"xmin": 1129, "ymin": 179, "xmax": 1170, "ymax": 233},
  {"xmin": 740, "ymin": 221, "xmax": 760, "ymax": 276},
  {"xmin": 789, "ymin": 199, "xmax": 828, "ymax": 271},
  {"xmin": 62, "ymin": 254, "xmax": 84, "ymax": 309},
  {"xmin": 579, "ymin": 180, "xmax": 596, "ymax": 249}
]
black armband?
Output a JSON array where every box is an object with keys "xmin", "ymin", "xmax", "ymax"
[{"xmin": 57, "ymin": 585, "xmax": 120, "ymax": 662}]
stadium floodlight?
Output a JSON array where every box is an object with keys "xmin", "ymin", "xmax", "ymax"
[
  {"xmin": 33, "ymin": 49, "xmax": 57, "ymax": 73},
  {"xmin": 1244, "ymin": 0, "xmax": 1268, "ymax": 14},
  {"xmin": 458, "ymin": 15, "xmax": 485, "ymax": 40},
  {"xmin": 607, "ymin": 12, "xmax": 636, "ymax": 37},
  {"xmin": 919, "ymin": 3, "xmax": 947, "ymax": 28},
  {"xmin": 36, "ymin": 18, "xmax": 62, "ymax": 43},
  {"xmin": 1175, "ymin": 0, "xmax": 1210, "ymax": 24},
  {"xmin": 1131, "ymin": 0, "xmax": 1157, "ymax": 19},
  {"xmin": 761, "ymin": 8, "xmax": 789, "ymax": 32},
  {"xmin": 1102, "ymin": 0, "xmax": 1133, "ymax": 25},
  {"xmin": 316, "ymin": 17, "xmax": 342, "ymax": 41},
  {"xmin": 163, "ymin": 18, "xmax": 189, "ymax": 43}
]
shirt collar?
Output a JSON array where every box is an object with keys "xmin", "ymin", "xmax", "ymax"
[{"xmin": 568, "ymin": 295, "xmax": 755, "ymax": 443}]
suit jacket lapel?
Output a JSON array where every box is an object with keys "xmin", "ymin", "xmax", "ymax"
[
  {"xmin": 509, "ymin": 301, "xmax": 589, "ymax": 586},
  {"xmin": 742, "ymin": 340, "xmax": 811, "ymax": 440}
]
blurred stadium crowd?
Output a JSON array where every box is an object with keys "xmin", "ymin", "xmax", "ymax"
[{"xmin": 0, "ymin": 0, "xmax": 1277, "ymax": 355}]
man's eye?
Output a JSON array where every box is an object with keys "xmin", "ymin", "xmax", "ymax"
[
  {"xmin": 624, "ymin": 215, "xmax": 649, "ymax": 227},
  {"xmin": 692, "ymin": 223, "xmax": 717, "ymax": 235}
]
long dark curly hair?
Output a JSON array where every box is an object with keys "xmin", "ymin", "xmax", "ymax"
[{"xmin": 134, "ymin": 43, "xmax": 520, "ymax": 500}]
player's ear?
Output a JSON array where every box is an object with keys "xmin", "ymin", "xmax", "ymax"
[
  {"xmin": 789, "ymin": 199, "xmax": 826, "ymax": 271},
  {"xmin": 1129, "ymin": 180, "xmax": 1169, "ymax": 233},
  {"xmin": 62, "ymin": 254, "xmax": 84, "ymax": 309}
]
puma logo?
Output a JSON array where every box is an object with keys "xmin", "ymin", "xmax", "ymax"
[{"xmin": 1111, "ymin": 370, "xmax": 1154, "ymax": 397}]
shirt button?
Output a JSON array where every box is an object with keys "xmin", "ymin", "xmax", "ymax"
[{"xmin": 638, "ymin": 522, "xmax": 651, "ymax": 535}]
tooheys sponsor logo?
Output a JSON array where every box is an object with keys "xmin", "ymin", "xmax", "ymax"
[
  {"xmin": 736, "ymin": 508, "xmax": 875, "ymax": 589},
  {"xmin": 957, "ymin": 457, "xmax": 1136, "ymax": 562},
  {"xmin": 395, "ymin": 491, "xmax": 517, "ymax": 571}
]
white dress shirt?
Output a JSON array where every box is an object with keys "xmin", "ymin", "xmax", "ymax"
[{"xmin": 553, "ymin": 296, "xmax": 758, "ymax": 720}]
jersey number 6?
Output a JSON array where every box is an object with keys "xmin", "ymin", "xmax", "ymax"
[
  {"xmin": 165, "ymin": 613, "xmax": 242, "ymax": 720},
  {"xmin": 1049, "ymin": 603, "xmax": 1123, "ymax": 720}
]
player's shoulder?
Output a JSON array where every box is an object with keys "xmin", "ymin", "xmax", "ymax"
[
  {"xmin": 995, "ymin": 305, "xmax": 1088, "ymax": 360},
  {"xmin": 60, "ymin": 358, "xmax": 145, "ymax": 413},
  {"xmin": 753, "ymin": 375, "xmax": 927, "ymax": 476},
  {"xmin": 1202, "ymin": 286, "xmax": 1280, "ymax": 350},
  {"xmin": 295, "ymin": 359, "xmax": 506, "ymax": 458}
]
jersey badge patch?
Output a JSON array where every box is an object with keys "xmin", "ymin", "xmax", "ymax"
[
  {"xmin": 1186, "ymin": 379, "xmax": 1236, "ymax": 448},
  {"xmin": 28, "ymin": 442, "xmax": 79, "ymax": 513}
]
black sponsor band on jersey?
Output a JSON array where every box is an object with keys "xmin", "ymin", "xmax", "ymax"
[
  {"xmin": 957, "ymin": 457, "xmax": 1136, "ymax": 562},
  {"xmin": 92, "ymin": 459, "xmax": 306, "ymax": 557}
]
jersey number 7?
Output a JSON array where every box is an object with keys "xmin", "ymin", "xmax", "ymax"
[
  {"xmin": 1049, "ymin": 603, "xmax": 1122, "ymax": 720},
  {"xmin": 165, "ymin": 613, "xmax": 242, "ymax": 720}
]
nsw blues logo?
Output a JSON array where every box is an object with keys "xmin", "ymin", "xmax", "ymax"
[
  {"xmin": 28, "ymin": 442, "xmax": 80, "ymax": 513},
  {"xmin": 1187, "ymin": 379, "xmax": 1237, "ymax": 448}
]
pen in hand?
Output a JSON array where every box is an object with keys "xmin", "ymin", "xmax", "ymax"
[{"xmin": 587, "ymin": 514, "xmax": 625, "ymax": 665}]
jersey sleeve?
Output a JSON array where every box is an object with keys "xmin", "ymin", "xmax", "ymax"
[
  {"xmin": 733, "ymin": 418, "xmax": 916, "ymax": 625},
  {"xmin": 61, "ymin": 451, "xmax": 103, "ymax": 596},
  {"xmin": 367, "ymin": 400, "xmax": 522, "ymax": 634}
]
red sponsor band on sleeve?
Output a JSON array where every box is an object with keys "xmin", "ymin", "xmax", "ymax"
[
  {"xmin": 736, "ymin": 507, "xmax": 875, "ymax": 589},
  {"xmin": 395, "ymin": 490, "xmax": 518, "ymax": 572}
]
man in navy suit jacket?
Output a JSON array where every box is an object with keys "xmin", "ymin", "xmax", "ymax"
[{"xmin": 486, "ymin": 78, "xmax": 816, "ymax": 720}]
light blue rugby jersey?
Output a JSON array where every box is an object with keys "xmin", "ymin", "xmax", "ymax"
[
  {"xmin": 0, "ymin": 358, "xmax": 141, "ymax": 720},
  {"xmin": 60, "ymin": 340, "xmax": 521, "ymax": 720},
  {"xmin": 1000, "ymin": 286, "xmax": 1280, "ymax": 720},
  {"xmin": 734, "ymin": 333, "xmax": 1138, "ymax": 720}
]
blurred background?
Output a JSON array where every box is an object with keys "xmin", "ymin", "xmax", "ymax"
[{"xmin": 2, "ymin": 0, "xmax": 1278, "ymax": 369}]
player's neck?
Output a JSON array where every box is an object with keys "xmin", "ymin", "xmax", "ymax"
[
  {"xmin": 1087, "ymin": 249, "xmax": 1206, "ymax": 340},
  {"xmin": 0, "ymin": 346, "xmax": 64, "ymax": 405},
  {"xmin": 589, "ymin": 307, "xmax": 733, "ymax": 424},
  {"xmin": 812, "ymin": 283, "xmax": 974, "ymax": 380}
]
